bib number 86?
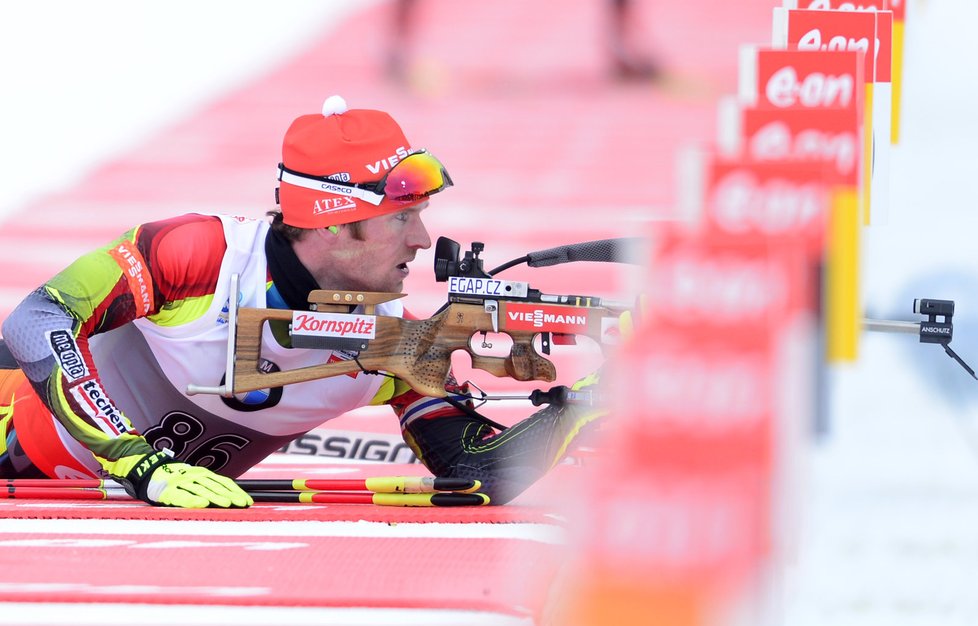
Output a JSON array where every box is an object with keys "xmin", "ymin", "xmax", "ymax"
[{"xmin": 143, "ymin": 411, "xmax": 249, "ymax": 471}]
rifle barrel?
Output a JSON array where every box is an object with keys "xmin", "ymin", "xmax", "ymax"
[{"xmin": 525, "ymin": 238, "xmax": 641, "ymax": 268}]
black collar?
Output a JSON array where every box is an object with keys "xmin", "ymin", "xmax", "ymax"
[{"xmin": 264, "ymin": 228, "xmax": 319, "ymax": 310}]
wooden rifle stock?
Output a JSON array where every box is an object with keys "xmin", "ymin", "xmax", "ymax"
[
  {"xmin": 227, "ymin": 290, "xmax": 618, "ymax": 398},
  {"xmin": 230, "ymin": 293, "xmax": 559, "ymax": 398}
]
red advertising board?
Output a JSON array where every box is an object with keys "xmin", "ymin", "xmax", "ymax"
[
  {"xmin": 740, "ymin": 106, "xmax": 861, "ymax": 187},
  {"xmin": 642, "ymin": 227, "xmax": 810, "ymax": 342},
  {"xmin": 777, "ymin": 9, "xmax": 877, "ymax": 79},
  {"xmin": 559, "ymin": 224, "xmax": 812, "ymax": 621},
  {"xmin": 565, "ymin": 229, "xmax": 801, "ymax": 577},
  {"xmin": 559, "ymin": 192, "xmax": 816, "ymax": 622},
  {"xmin": 783, "ymin": 0, "xmax": 903, "ymax": 142},
  {"xmin": 773, "ymin": 8, "xmax": 890, "ymax": 223},
  {"xmin": 703, "ymin": 156, "xmax": 830, "ymax": 258},
  {"xmin": 789, "ymin": 0, "xmax": 883, "ymax": 11},
  {"xmin": 885, "ymin": 0, "xmax": 905, "ymax": 21},
  {"xmin": 885, "ymin": 0, "xmax": 905, "ymax": 142},
  {"xmin": 589, "ymin": 328, "xmax": 777, "ymax": 579},
  {"xmin": 787, "ymin": 0, "xmax": 903, "ymax": 21},
  {"xmin": 875, "ymin": 11, "xmax": 892, "ymax": 83},
  {"xmin": 742, "ymin": 48, "xmax": 863, "ymax": 111},
  {"xmin": 714, "ymin": 99, "xmax": 862, "ymax": 360}
]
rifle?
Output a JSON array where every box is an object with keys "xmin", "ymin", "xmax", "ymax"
[{"xmin": 187, "ymin": 237, "xmax": 639, "ymax": 400}]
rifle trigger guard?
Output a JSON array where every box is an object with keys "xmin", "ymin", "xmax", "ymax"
[{"xmin": 484, "ymin": 300, "xmax": 499, "ymax": 333}]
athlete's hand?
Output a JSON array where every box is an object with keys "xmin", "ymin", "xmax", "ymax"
[
  {"xmin": 571, "ymin": 370, "xmax": 602, "ymax": 393},
  {"xmin": 566, "ymin": 296, "xmax": 646, "ymax": 416},
  {"xmin": 146, "ymin": 463, "xmax": 253, "ymax": 508},
  {"xmin": 617, "ymin": 294, "xmax": 647, "ymax": 341},
  {"xmin": 121, "ymin": 451, "xmax": 252, "ymax": 508},
  {"xmin": 559, "ymin": 369, "xmax": 606, "ymax": 423}
]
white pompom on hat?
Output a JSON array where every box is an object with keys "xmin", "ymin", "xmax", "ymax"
[{"xmin": 321, "ymin": 95, "xmax": 348, "ymax": 116}]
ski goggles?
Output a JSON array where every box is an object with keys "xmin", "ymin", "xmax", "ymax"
[{"xmin": 277, "ymin": 150, "xmax": 453, "ymax": 207}]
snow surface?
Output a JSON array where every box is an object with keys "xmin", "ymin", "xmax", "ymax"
[{"xmin": 2, "ymin": 1, "xmax": 978, "ymax": 624}]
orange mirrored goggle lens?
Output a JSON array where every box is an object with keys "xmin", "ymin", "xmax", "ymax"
[{"xmin": 380, "ymin": 151, "xmax": 454, "ymax": 203}]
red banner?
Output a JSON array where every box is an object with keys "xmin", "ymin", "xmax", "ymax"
[
  {"xmin": 750, "ymin": 48, "xmax": 863, "ymax": 111},
  {"xmin": 572, "ymin": 225, "xmax": 811, "ymax": 587},
  {"xmin": 704, "ymin": 157, "xmax": 830, "ymax": 258},
  {"xmin": 781, "ymin": 9, "xmax": 878, "ymax": 79},
  {"xmin": 875, "ymin": 11, "xmax": 892, "ymax": 83},
  {"xmin": 885, "ymin": 0, "xmax": 905, "ymax": 21},
  {"xmin": 740, "ymin": 106, "xmax": 861, "ymax": 186}
]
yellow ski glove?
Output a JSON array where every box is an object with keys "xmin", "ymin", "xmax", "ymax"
[
  {"xmin": 145, "ymin": 462, "xmax": 253, "ymax": 508},
  {"xmin": 119, "ymin": 451, "xmax": 252, "ymax": 508}
]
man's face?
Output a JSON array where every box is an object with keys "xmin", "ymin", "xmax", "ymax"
[{"xmin": 323, "ymin": 202, "xmax": 432, "ymax": 293}]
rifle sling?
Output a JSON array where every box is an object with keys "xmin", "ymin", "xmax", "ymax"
[{"xmin": 441, "ymin": 395, "xmax": 508, "ymax": 432}]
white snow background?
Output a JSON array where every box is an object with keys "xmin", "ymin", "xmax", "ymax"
[{"xmin": 2, "ymin": 1, "xmax": 978, "ymax": 624}]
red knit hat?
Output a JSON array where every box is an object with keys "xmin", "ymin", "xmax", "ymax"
[{"xmin": 277, "ymin": 96, "xmax": 451, "ymax": 229}]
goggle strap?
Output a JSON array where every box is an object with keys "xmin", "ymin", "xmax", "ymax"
[{"xmin": 277, "ymin": 165, "xmax": 385, "ymax": 206}]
